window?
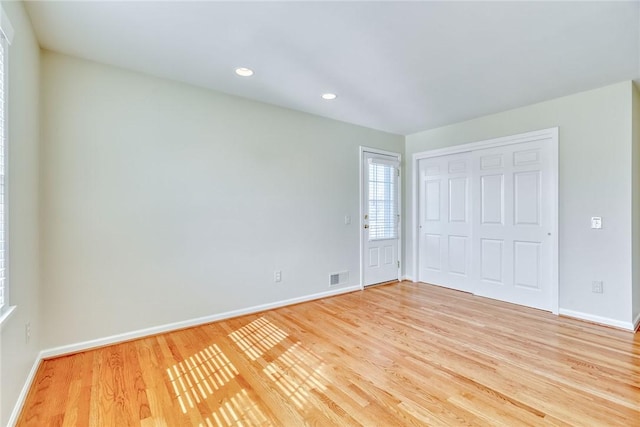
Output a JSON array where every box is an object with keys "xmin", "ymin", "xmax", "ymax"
[
  {"xmin": 368, "ymin": 160, "xmax": 398, "ymax": 240},
  {"xmin": 0, "ymin": 7, "xmax": 12, "ymax": 317}
]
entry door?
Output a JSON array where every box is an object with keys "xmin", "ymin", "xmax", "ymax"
[
  {"xmin": 363, "ymin": 152, "xmax": 400, "ymax": 286},
  {"xmin": 418, "ymin": 152, "xmax": 473, "ymax": 292},
  {"xmin": 472, "ymin": 140, "xmax": 554, "ymax": 311}
]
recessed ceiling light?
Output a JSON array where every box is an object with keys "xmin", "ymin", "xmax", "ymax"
[
  {"xmin": 235, "ymin": 67, "xmax": 254, "ymax": 77},
  {"xmin": 322, "ymin": 93, "xmax": 337, "ymax": 100}
]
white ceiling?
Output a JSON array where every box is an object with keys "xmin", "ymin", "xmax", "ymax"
[{"xmin": 25, "ymin": 1, "xmax": 640, "ymax": 135}]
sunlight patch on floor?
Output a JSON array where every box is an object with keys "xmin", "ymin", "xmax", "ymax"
[
  {"xmin": 263, "ymin": 342, "xmax": 327, "ymax": 410},
  {"xmin": 228, "ymin": 317, "xmax": 289, "ymax": 360},
  {"xmin": 167, "ymin": 343, "xmax": 239, "ymax": 414},
  {"xmin": 199, "ymin": 389, "xmax": 272, "ymax": 427}
]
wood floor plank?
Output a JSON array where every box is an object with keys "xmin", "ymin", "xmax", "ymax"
[{"xmin": 16, "ymin": 282, "xmax": 640, "ymax": 426}]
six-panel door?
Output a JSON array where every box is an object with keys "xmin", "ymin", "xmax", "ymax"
[
  {"xmin": 472, "ymin": 140, "xmax": 553, "ymax": 311},
  {"xmin": 418, "ymin": 152, "xmax": 472, "ymax": 292}
]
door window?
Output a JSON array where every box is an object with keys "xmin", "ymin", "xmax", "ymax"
[{"xmin": 368, "ymin": 160, "xmax": 398, "ymax": 240}]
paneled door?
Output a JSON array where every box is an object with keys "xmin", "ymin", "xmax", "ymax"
[
  {"xmin": 362, "ymin": 151, "xmax": 400, "ymax": 286},
  {"xmin": 418, "ymin": 152, "xmax": 473, "ymax": 292},
  {"xmin": 472, "ymin": 140, "xmax": 554, "ymax": 311},
  {"xmin": 416, "ymin": 129, "xmax": 557, "ymax": 312}
]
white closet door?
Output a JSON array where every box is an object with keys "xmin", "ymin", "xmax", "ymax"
[
  {"xmin": 472, "ymin": 140, "xmax": 554, "ymax": 311},
  {"xmin": 417, "ymin": 131, "xmax": 557, "ymax": 312},
  {"xmin": 418, "ymin": 152, "xmax": 472, "ymax": 293}
]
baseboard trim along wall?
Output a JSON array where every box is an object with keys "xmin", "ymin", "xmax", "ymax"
[
  {"xmin": 559, "ymin": 308, "xmax": 636, "ymax": 331},
  {"xmin": 5, "ymin": 285, "xmax": 361, "ymax": 426},
  {"xmin": 634, "ymin": 312, "xmax": 640, "ymax": 331},
  {"xmin": 7, "ymin": 355, "xmax": 42, "ymax": 427},
  {"xmin": 41, "ymin": 285, "xmax": 361, "ymax": 359}
]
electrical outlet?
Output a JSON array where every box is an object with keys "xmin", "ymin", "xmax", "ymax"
[
  {"xmin": 25, "ymin": 322, "xmax": 31, "ymax": 343},
  {"xmin": 274, "ymin": 270, "xmax": 282, "ymax": 283},
  {"xmin": 592, "ymin": 281, "xmax": 603, "ymax": 294}
]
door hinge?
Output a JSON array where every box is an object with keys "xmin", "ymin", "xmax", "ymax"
[
  {"xmin": 397, "ymin": 168, "xmax": 400, "ymax": 177},
  {"xmin": 397, "ymin": 260, "xmax": 400, "ymax": 268}
]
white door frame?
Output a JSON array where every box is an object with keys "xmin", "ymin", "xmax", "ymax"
[
  {"xmin": 411, "ymin": 128, "xmax": 559, "ymax": 313},
  {"xmin": 360, "ymin": 146, "xmax": 402, "ymax": 289}
]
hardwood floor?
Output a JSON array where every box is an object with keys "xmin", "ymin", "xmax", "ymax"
[{"xmin": 17, "ymin": 282, "xmax": 640, "ymax": 426}]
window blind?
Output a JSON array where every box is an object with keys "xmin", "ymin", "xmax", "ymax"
[{"xmin": 368, "ymin": 160, "xmax": 398, "ymax": 240}]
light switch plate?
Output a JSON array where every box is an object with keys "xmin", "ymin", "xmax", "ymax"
[{"xmin": 591, "ymin": 217, "xmax": 602, "ymax": 229}]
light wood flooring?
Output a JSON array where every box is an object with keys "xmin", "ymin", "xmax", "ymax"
[{"xmin": 17, "ymin": 281, "xmax": 640, "ymax": 426}]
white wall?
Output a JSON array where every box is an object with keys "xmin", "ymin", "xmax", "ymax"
[
  {"xmin": 0, "ymin": 1, "xmax": 40, "ymax": 425},
  {"xmin": 405, "ymin": 81, "xmax": 634, "ymax": 326},
  {"xmin": 40, "ymin": 51, "xmax": 403, "ymax": 350},
  {"xmin": 633, "ymin": 82, "xmax": 640, "ymax": 326}
]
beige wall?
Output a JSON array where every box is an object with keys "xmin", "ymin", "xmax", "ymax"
[
  {"xmin": 39, "ymin": 51, "xmax": 403, "ymax": 350},
  {"xmin": 0, "ymin": 1, "xmax": 40, "ymax": 425},
  {"xmin": 405, "ymin": 81, "xmax": 634, "ymax": 326},
  {"xmin": 633, "ymin": 82, "xmax": 640, "ymax": 326}
]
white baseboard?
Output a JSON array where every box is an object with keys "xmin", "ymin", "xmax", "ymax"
[
  {"xmin": 7, "ymin": 352, "xmax": 42, "ymax": 427},
  {"xmin": 559, "ymin": 308, "xmax": 636, "ymax": 331},
  {"xmin": 401, "ymin": 275, "xmax": 415, "ymax": 282},
  {"xmin": 634, "ymin": 312, "xmax": 640, "ymax": 331},
  {"xmin": 40, "ymin": 285, "xmax": 361, "ymax": 359}
]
